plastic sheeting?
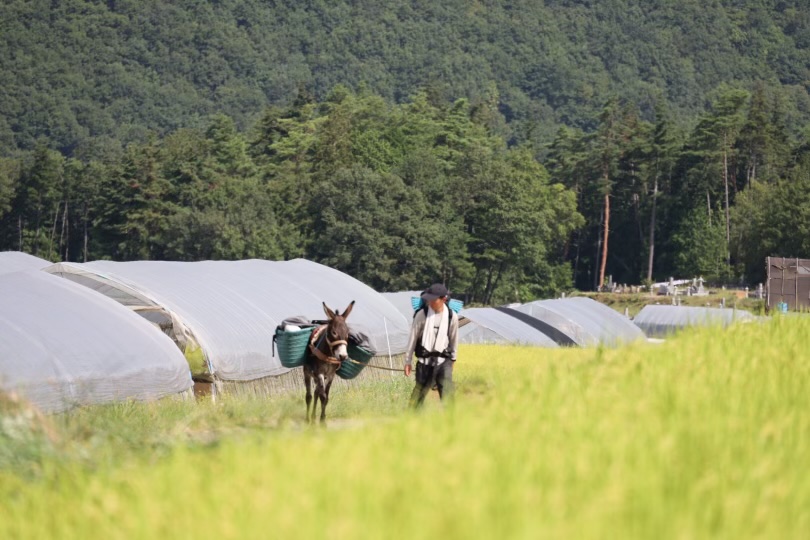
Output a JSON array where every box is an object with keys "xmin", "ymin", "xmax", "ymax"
[
  {"xmin": 458, "ymin": 319, "xmax": 511, "ymax": 345},
  {"xmin": 0, "ymin": 270, "xmax": 192, "ymax": 413},
  {"xmin": 458, "ymin": 307, "xmax": 559, "ymax": 347},
  {"xmin": 515, "ymin": 297, "xmax": 645, "ymax": 347},
  {"xmin": 0, "ymin": 251, "xmax": 50, "ymax": 275},
  {"xmin": 380, "ymin": 291, "xmax": 422, "ymax": 320},
  {"xmin": 44, "ymin": 259, "xmax": 411, "ymax": 381},
  {"xmin": 633, "ymin": 305, "xmax": 759, "ymax": 338}
]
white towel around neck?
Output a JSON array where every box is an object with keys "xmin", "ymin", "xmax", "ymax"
[{"xmin": 421, "ymin": 305, "xmax": 449, "ymax": 355}]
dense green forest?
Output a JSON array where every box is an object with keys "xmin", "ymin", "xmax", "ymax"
[
  {"xmin": 3, "ymin": 0, "xmax": 810, "ymax": 153},
  {"xmin": 1, "ymin": 0, "xmax": 810, "ymax": 301}
]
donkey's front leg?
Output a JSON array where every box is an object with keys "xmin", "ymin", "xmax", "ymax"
[
  {"xmin": 304, "ymin": 370, "xmax": 313, "ymax": 423},
  {"xmin": 319, "ymin": 392, "xmax": 329, "ymax": 423},
  {"xmin": 320, "ymin": 376, "xmax": 335, "ymax": 423}
]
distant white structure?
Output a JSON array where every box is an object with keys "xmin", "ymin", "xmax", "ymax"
[
  {"xmin": 458, "ymin": 307, "xmax": 559, "ymax": 347},
  {"xmin": 656, "ymin": 276, "xmax": 708, "ymax": 296},
  {"xmin": 513, "ymin": 297, "xmax": 646, "ymax": 347},
  {"xmin": 633, "ymin": 304, "xmax": 759, "ymax": 338}
]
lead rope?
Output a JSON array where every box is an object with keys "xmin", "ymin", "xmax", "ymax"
[{"xmin": 342, "ymin": 358, "xmax": 403, "ymax": 372}]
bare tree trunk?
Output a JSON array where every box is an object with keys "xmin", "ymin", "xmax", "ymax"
[
  {"xmin": 489, "ymin": 261, "xmax": 506, "ymax": 303},
  {"xmin": 594, "ymin": 211, "xmax": 602, "ymax": 291},
  {"xmin": 60, "ymin": 200, "xmax": 69, "ymax": 261},
  {"xmin": 33, "ymin": 211, "xmax": 40, "ymax": 256},
  {"xmin": 646, "ymin": 176, "xmax": 658, "ymax": 283},
  {"xmin": 469, "ymin": 268, "xmax": 484, "ymax": 304},
  {"xmin": 707, "ymin": 191, "xmax": 712, "ymax": 226},
  {"xmin": 747, "ymin": 156, "xmax": 756, "ymax": 190},
  {"xmin": 634, "ymin": 193, "xmax": 644, "ymax": 255},
  {"xmin": 598, "ymin": 191, "xmax": 610, "ymax": 290},
  {"xmin": 48, "ymin": 202, "xmax": 60, "ymax": 260},
  {"xmin": 83, "ymin": 203, "xmax": 89, "ymax": 262},
  {"xmin": 751, "ymin": 160, "xmax": 756, "ymax": 186},
  {"xmin": 723, "ymin": 145, "xmax": 731, "ymax": 265},
  {"xmin": 572, "ymin": 229, "xmax": 581, "ymax": 285},
  {"xmin": 567, "ymin": 183, "xmax": 581, "ymax": 285},
  {"xmin": 18, "ymin": 215, "xmax": 22, "ymax": 250},
  {"xmin": 484, "ymin": 267, "xmax": 495, "ymax": 305}
]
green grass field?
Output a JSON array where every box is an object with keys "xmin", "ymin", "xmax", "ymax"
[{"xmin": 2, "ymin": 316, "xmax": 809, "ymax": 539}]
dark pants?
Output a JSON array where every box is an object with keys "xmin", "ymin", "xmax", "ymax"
[{"xmin": 409, "ymin": 359, "xmax": 454, "ymax": 408}]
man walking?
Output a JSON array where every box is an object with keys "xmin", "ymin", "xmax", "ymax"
[{"xmin": 404, "ymin": 283, "xmax": 459, "ymax": 408}]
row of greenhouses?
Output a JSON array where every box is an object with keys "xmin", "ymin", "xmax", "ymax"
[{"xmin": 2, "ymin": 251, "xmax": 758, "ymax": 412}]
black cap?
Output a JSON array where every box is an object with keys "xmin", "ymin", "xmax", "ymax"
[{"xmin": 421, "ymin": 283, "xmax": 449, "ymax": 302}]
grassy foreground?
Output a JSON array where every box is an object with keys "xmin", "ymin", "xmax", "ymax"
[{"xmin": 2, "ymin": 317, "xmax": 810, "ymax": 539}]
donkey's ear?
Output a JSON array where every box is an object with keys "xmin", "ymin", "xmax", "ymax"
[
  {"xmin": 323, "ymin": 302, "xmax": 336, "ymax": 320},
  {"xmin": 342, "ymin": 300, "xmax": 355, "ymax": 319}
]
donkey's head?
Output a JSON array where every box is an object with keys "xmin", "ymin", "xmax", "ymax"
[{"xmin": 322, "ymin": 300, "xmax": 354, "ymax": 362}]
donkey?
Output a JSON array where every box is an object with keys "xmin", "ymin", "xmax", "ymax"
[{"xmin": 304, "ymin": 300, "xmax": 354, "ymax": 423}]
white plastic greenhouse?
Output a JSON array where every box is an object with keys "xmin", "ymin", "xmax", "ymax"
[
  {"xmin": 0, "ymin": 270, "xmax": 192, "ymax": 413},
  {"xmin": 458, "ymin": 320, "xmax": 511, "ymax": 345},
  {"xmin": 633, "ymin": 304, "xmax": 759, "ymax": 338},
  {"xmin": 380, "ymin": 290, "xmax": 423, "ymax": 320},
  {"xmin": 458, "ymin": 307, "xmax": 560, "ymax": 347},
  {"xmin": 0, "ymin": 251, "xmax": 50, "ymax": 275},
  {"xmin": 43, "ymin": 259, "xmax": 411, "ymax": 382},
  {"xmin": 514, "ymin": 297, "xmax": 646, "ymax": 347}
]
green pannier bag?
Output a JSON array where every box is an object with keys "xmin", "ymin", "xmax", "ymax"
[
  {"xmin": 273, "ymin": 318, "xmax": 317, "ymax": 368},
  {"xmin": 336, "ymin": 344, "xmax": 374, "ymax": 380},
  {"xmin": 336, "ymin": 332, "xmax": 376, "ymax": 380}
]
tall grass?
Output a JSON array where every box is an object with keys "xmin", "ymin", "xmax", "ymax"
[{"xmin": 2, "ymin": 316, "xmax": 809, "ymax": 539}]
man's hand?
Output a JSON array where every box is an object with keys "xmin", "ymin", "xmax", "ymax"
[{"xmin": 404, "ymin": 364, "xmax": 411, "ymax": 377}]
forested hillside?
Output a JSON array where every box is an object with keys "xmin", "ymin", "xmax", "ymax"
[
  {"xmin": 2, "ymin": 0, "xmax": 809, "ymax": 153},
  {"xmin": 1, "ymin": 0, "xmax": 809, "ymax": 300}
]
